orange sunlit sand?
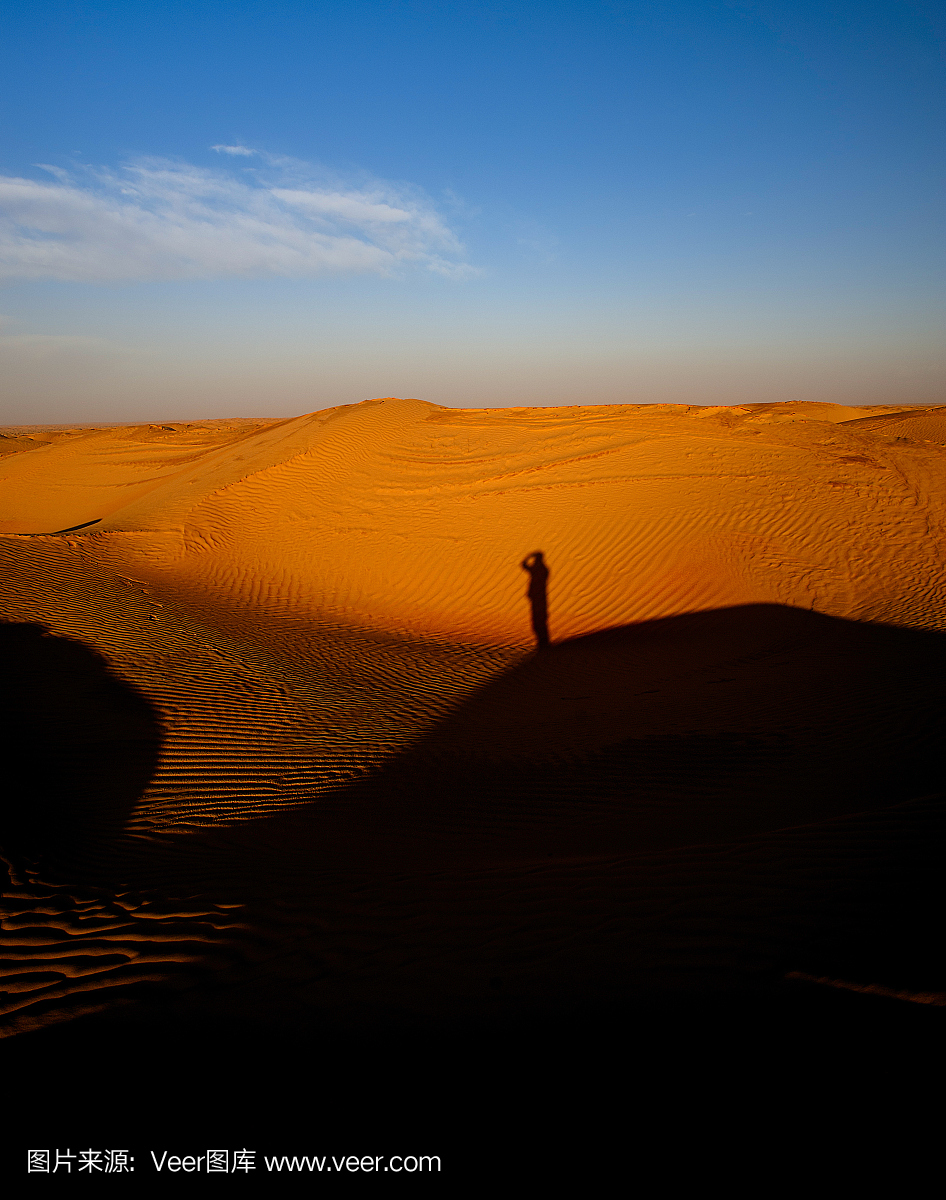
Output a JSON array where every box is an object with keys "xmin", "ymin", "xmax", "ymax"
[{"xmin": 2, "ymin": 397, "xmax": 945, "ymax": 1038}]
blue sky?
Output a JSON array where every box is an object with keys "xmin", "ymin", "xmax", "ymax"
[{"xmin": 1, "ymin": 0, "xmax": 943, "ymax": 422}]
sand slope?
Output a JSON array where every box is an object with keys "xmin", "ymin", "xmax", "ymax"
[
  {"xmin": 5, "ymin": 398, "xmax": 946, "ymax": 639},
  {"xmin": 1, "ymin": 399, "xmax": 944, "ymax": 1036}
]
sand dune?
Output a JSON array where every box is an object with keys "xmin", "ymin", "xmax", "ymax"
[{"xmin": 1, "ymin": 398, "xmax": 944, "ymax": 1038}]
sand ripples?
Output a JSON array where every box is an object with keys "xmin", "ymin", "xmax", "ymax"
[{"xmin": 2, "ymin": 398, "xmax": 945, "ymax": 1035}]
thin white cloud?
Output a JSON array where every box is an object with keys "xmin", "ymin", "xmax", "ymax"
[
  {"xmin": 211, "ymin": 144, "xmax": 256, "ymax": 156},
  {"xmin": 35, "ymin": 163, "xmax": 71, "ymax": 180},
  {"xmin": 0, "ymin": 156, "xmax": 479, "ymax": 283}
]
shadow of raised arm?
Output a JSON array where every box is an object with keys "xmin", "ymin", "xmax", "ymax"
[{"xmin": 520, "ymin": 552, "xmax": 550, "ymax": 649}]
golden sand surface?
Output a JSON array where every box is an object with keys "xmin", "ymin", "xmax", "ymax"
[{"xmin": 1, "ymin": 398, "xmax": 945, "ymax": 1037}]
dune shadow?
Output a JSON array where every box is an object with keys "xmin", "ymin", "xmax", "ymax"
[
  {"xmin": 0, "ymin": 623, "xmax": 162, "ymax": 869},
  {"xmin": 57, "ymin": 602, "xmax": 946, "ymax": 879},
  {"xmin": 6, "ymin": 604, "xmax": 943, "ymax": 1032},
  {"xmin": 65, "ymin": 601, "xmax": 945, "ymax": 895},
  {"xmin": 298, "ymin": 602, "xmax": 946, "ymax": 864}
]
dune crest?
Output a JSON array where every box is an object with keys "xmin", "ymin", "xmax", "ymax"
[{"xmin": 3, "ymin": 398, "xmax": 945, "ymax": 643}]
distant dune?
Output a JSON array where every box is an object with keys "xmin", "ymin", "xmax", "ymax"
[{"xmin": 2, "ymin": 398, "xmax": 944, "ymax": 1038}]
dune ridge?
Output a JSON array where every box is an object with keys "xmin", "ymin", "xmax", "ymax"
[{"xmin": 5, "ymin": 398, "xmax": 946, "ymax": 641}]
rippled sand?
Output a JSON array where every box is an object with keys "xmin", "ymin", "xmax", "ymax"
[{"xmin": 2, "ymin": 398, "xmax": 944, "ymax": 1050}]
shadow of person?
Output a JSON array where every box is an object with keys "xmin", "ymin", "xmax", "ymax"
[
  {"xmin": 521, "ymin": 551, "xmax": 550, "ymax": 649},
  {"xmin": 0, "ymin": 623, "xmax": 162, "ymax": 873}
]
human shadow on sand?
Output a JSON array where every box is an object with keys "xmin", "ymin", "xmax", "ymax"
[
  {"xmin": 521, "ymin": 551, "xmax": 550, "ymax": 649},
  {"xmin": 0, "ymin": 623, "xmax": 162, "ymax": 869}
]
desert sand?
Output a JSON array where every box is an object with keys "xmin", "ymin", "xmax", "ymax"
[{"xmin": 1, "ymin": 398, "xmax": 944, "ymax": 1111}]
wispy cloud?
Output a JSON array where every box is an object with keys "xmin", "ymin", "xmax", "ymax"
[
  {"xmin": 0, "ymin": 155, "xmax": 478, "ymax": 283},
  {"xmin": 211, "ymin": 144, "xmax": 256, "ymax": 156}
]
